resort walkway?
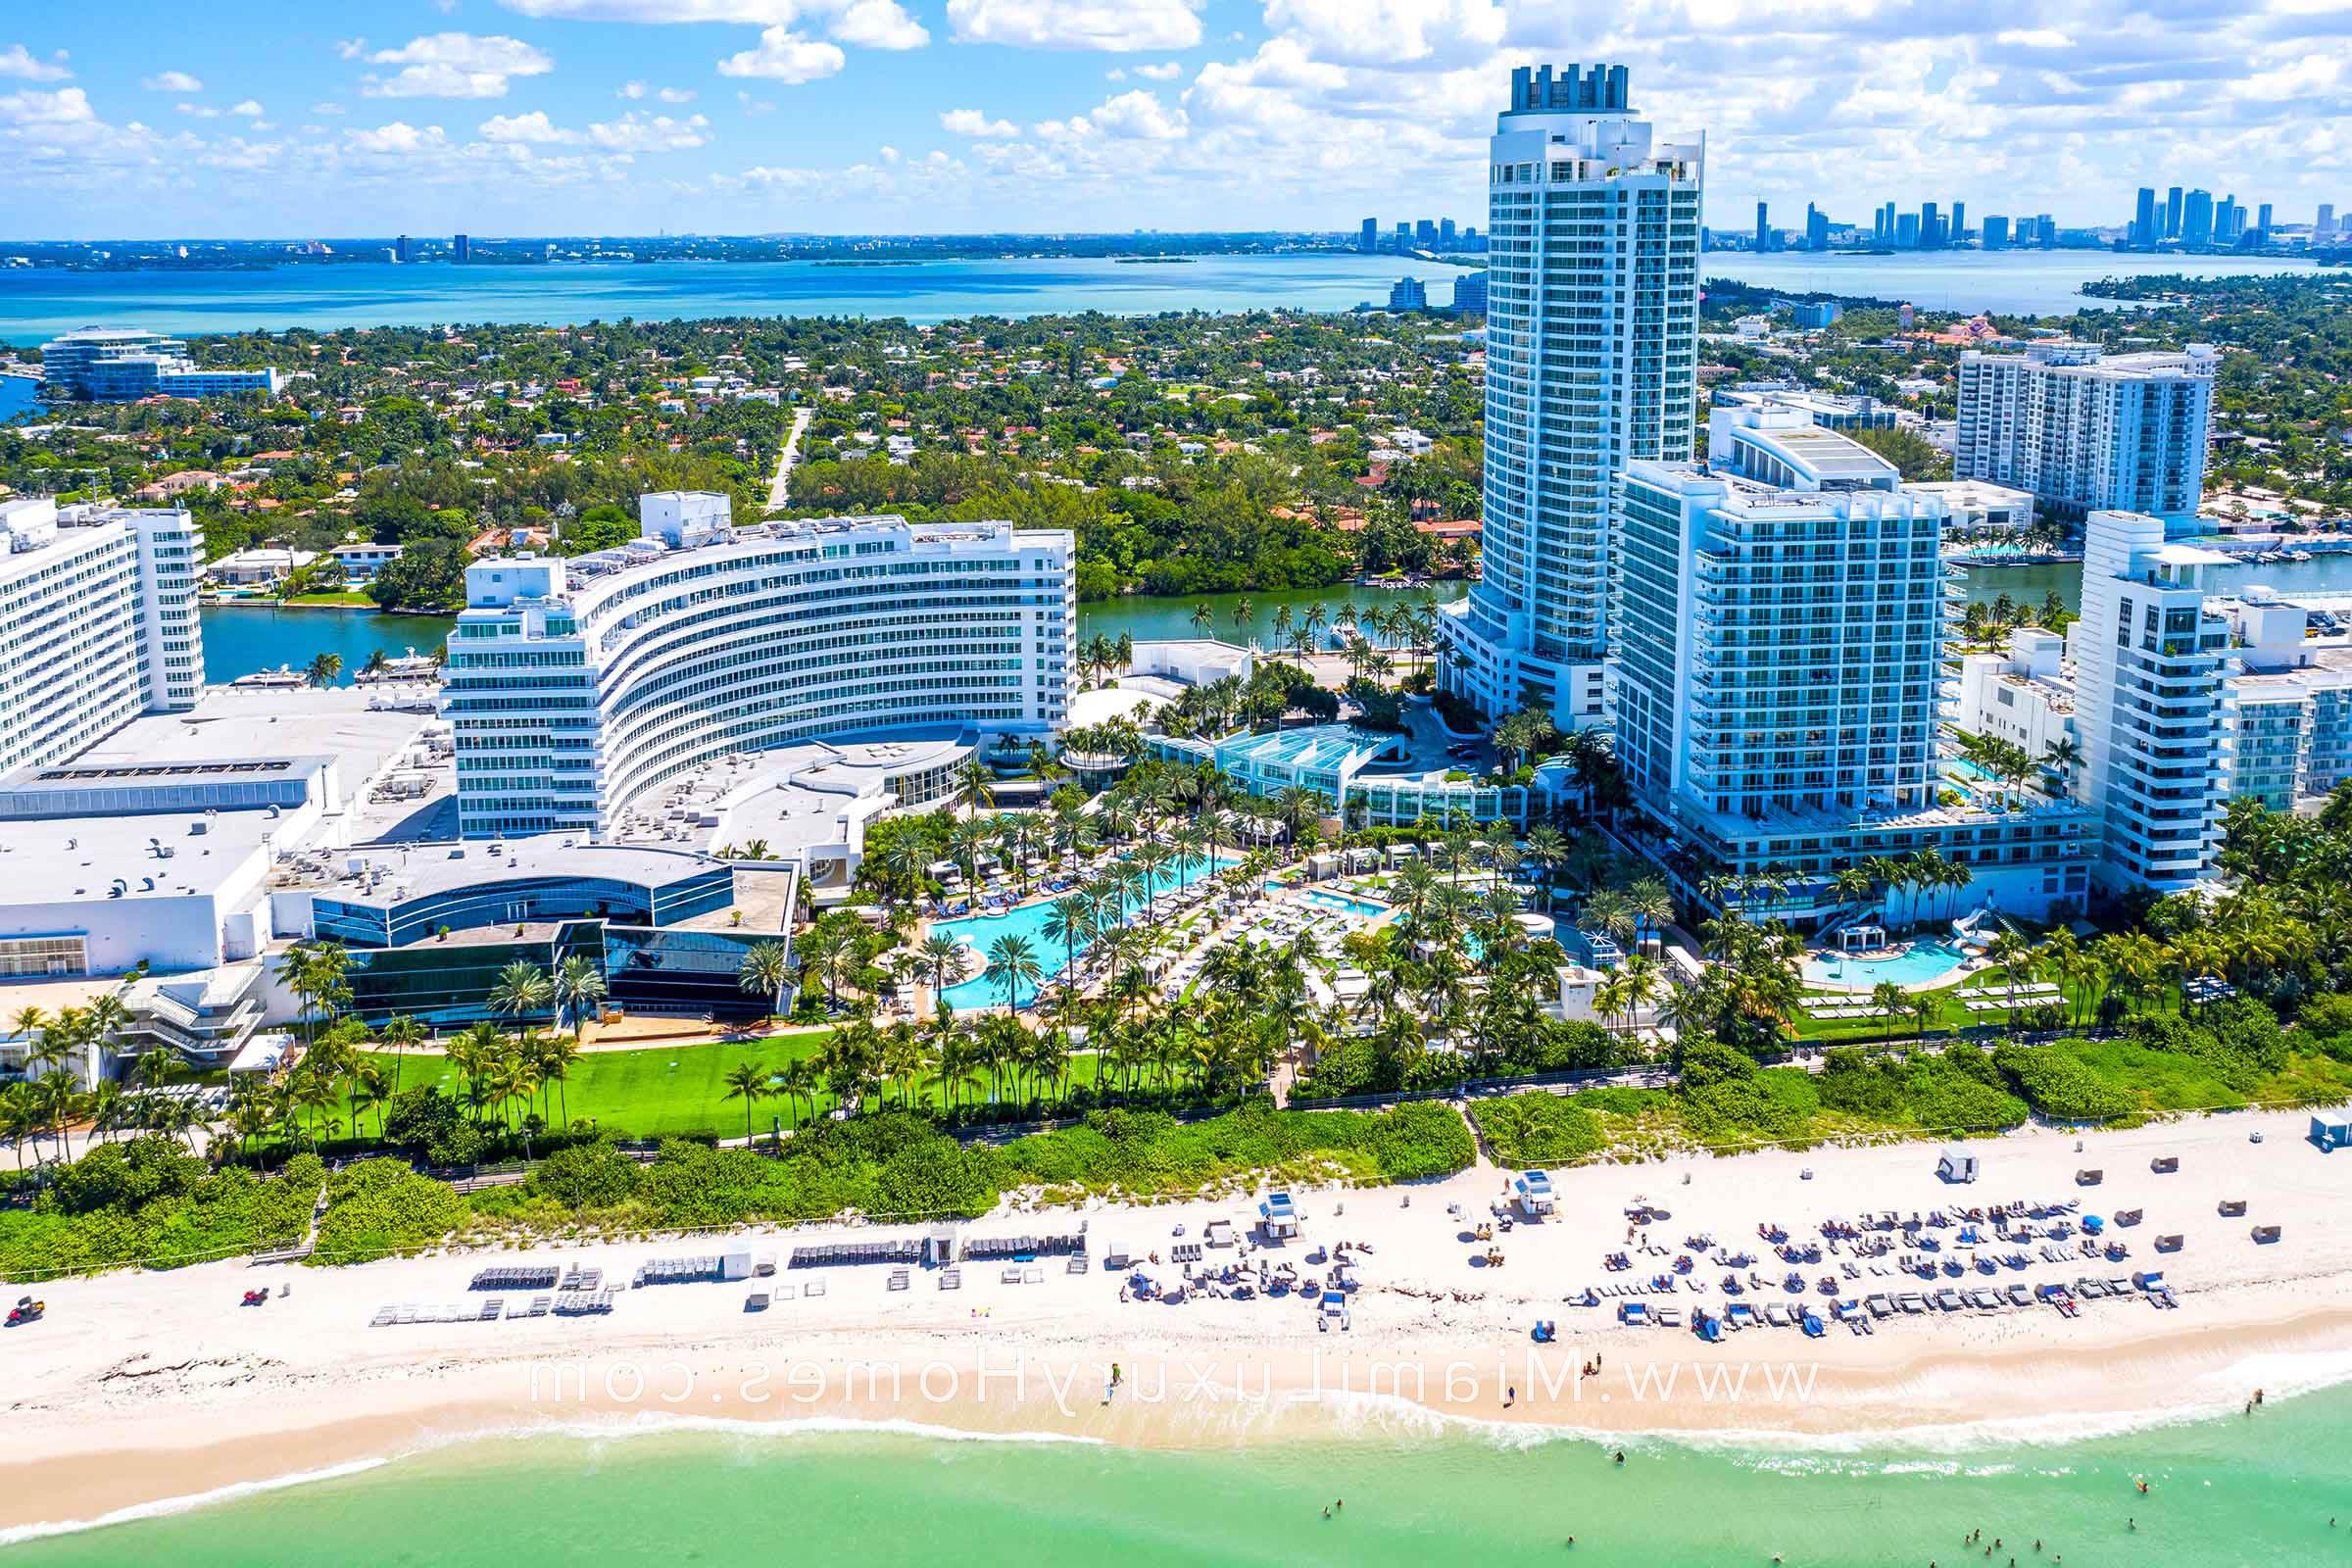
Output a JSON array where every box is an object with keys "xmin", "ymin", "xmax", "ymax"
[{"xmin": 765, "ymin": 406, "xmax": 814, "ymax": 512}]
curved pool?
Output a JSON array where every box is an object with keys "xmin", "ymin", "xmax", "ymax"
[
  {"xmin": 1802, "ymin": 940, "xmax": 1970, "ymax": 992},
  {"xmin": 931, "ymin": 856, "xmax": 1235, "ymax": 1009}
]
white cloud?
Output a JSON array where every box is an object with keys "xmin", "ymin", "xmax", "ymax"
[
  {"xmin": 618, "ymin": 79, "xmax": 647, "ymax": 97},
  {"xmin": 716, "ymin": 27, "xmax": 846, "ymax": 81},
  {"xmin": 345, "ymin": 121, "xmax": 449, "ymax": 155},
  {"xmin": 230, "ymin": 98, "xmax": 266, "ymax": 118},
  {"xmin": 175, "ymin": 102, "xmax": 220, "ymax": 119},
  {"xmin": 736, "ymin": 90, "xmax": 777, "ymax": 113},
  {"xmin": 1995, "ymin": 27, "xmax": 2077, "ymax": 47},
  {"xmin": 363, "ymin": 33, "xmax": 555, "ymax": 100},
  {"xmin": 0, "ymin": 44, "xmax": 72, "ymax": 82},
  {"xmin": 0, "ymin": 85, "xmax": 97, "ymax": 125},
  {"xmin": 503, "ymin": 0, "xmax": 801, "ymax": 18},
  {"xmin": 477, "ymin": 109, "xmax": 569, "ymax": 142},
  {"xmin": 941, "ymin": 106, "xmax": 1020, "ymax": 137},
  {"xmin": 947, "ymin": 0, "xmax": 1202, "ymax": 52},
  {"xmin": 484, "ymin": 108, "xmax": 712, "ymax": 150},
  {"xmin": 1134, "ymin": 61, "xmax": 1183, "ymax": 80},
  {"xmin": 311, "ymin": 101, "xmax": 346, "ymax": 115},
  {"xmin": 500, "ymin": 0, "xmax": 925, "ymax": 45},
  {"xmin": 1262, "ymin": 0, "xmax": 1501, "ymax": 68},
  {"xmin": 336, "ymin": 37, "xmax": 368, "ymax": 60},
  {"xmin": 1089, "ymin": 88, "xmax": 1188, "ymax": 139},
  {"xmin": 621, "ymin": 80, "xmax": 702, "ymax": 102},
  {"xmin": 831, "ymin": 0, "xmax": 928, "ymax": 47},
  {"xmin": 141, "ymin": 70, "xmax": 204, "ymax": 92}
]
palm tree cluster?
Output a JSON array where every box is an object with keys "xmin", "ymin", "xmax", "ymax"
[
  {"xmin": 1953, "ymin": 590, "xmax": 2070, "ymax": 653},
  {"xmin": 1951, "ymin": 729, "xmax": 2079, "ymax": 805}
]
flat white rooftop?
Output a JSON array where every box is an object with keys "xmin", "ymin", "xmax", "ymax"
[{"xmin": 0, "ymin": 801, "xmax": 281, "ymax": 906}]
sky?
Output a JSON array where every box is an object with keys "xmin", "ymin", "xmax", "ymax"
[{"xmin": 2, "ymin": 0, "xmax": 2349, "ymax": 241}]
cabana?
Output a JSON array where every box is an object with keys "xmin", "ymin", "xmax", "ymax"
[
  {"xmin": 1259, "ymin": 1192, "xmax": 1301, "ymax": 1241},
  {"xmin": 2313, "ymin": 1113, "xmax": 2352, "ymax": 1152},
  {"xmin": 1936, "ymin": 1148, "xmax": 1980, "ymax": 1185}
]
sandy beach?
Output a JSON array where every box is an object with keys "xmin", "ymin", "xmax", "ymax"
[{"xmin": 4, "ymin": 1106, "xmax": 2349, "ymax": 1535}]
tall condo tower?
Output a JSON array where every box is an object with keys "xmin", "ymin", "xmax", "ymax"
[{"xmin": 1439, "ymin": 63, "xmax": 1704, "ymax": 725}]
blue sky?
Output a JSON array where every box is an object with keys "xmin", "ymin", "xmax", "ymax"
[{"xmin": 3, "ymin": 0, "xmax": 2348, "ymax": 240}]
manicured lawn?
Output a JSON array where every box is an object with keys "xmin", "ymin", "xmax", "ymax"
[
  {"xmin": 358, "ymin": 1031, "xmax": 833, "ymax": 1140},
  {"xmin": 354, "ymin": 1031, "xmax": 1169, "ymax": 1139}
]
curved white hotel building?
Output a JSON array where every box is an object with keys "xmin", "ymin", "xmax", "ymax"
[{"xmin": 446, "ymin": 494, "xmax": 1073, "ymax": 839}]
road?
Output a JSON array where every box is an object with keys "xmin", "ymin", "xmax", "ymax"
[{"xmin": 765, "ymin": 405, "xmax": 814, "ymax": 513}]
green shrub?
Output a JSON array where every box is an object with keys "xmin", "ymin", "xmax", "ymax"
[{"xmin": 1469, "ymin": 1094, "xmax": 1604, "ymax": 1165}]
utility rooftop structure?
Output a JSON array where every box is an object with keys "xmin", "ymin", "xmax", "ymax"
[{"xmin": 445, "ymin": 493, "xmax": 1074, "ymax": 841}]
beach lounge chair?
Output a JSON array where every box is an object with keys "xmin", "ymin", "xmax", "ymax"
[
  {"xmin": 1003, "ymin": 1267, "xmax": 1023, "ymax": 1285},
  {"xmin": 2252, "ymin": 1224, "xmax": 2282, "ymax": 1244},
  {"xmin": 888, "ymin": 1268, "xmax": 910, "ymax": 1292},
  {"xmin": 2218, "ymin": 1199, "xmax": 2247, "ymax": 1217}
]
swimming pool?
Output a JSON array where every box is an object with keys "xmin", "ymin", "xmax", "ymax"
[
  {"xmin": 1297, "ymin": 890, "xmax": 1392, "ymax": 919},
  {"xmin": 1802, "ymin": 940, "xmax": 1971, "ymax": 992},
  {"xmin": 931, "ymin": 856, "xmax": 1236, "ymax": 1009}
]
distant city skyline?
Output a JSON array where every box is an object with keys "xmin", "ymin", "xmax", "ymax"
[{"xmin": 3, "ymin": 0, "xmax": 2348, "ymax": 240}]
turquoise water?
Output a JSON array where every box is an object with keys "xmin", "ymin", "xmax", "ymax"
[
  {"xmin": 189, "ymin": 583, "xmax": 1466, "ymax": 690},
  {"xmin": 932, "ymin": 856, "xmax": 1235, "ymax": 1009},
  {"xmin": 197, "ymin": 604, "xmax": 459, "ymax": 686},
  {"xmin": 1805, "ymin": 940, "xmax": 1971, "ymax": 990},
  {"xmin": 0, "ymin": 256, "xmax": 1476, "ymax": 342},
  {"xmin": 13, "ymin": 1390, "xmax": 2351, "ymax": 1564},
  {"xmin": 0, "ymin": 375, "xmax": 35, "ymax": 422}
]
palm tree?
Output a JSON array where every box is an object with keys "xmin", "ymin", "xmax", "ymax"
[
  {"xmin": 486, "ymin": 959, "xmax": 553, "ymax": 1032},
  {"xmin": 917, "ymin": 933, "xmax": 973, "ymax": 1011},
  {"xmin": 723, "ymin": 1058, "xmax": 772, "ymax": 1141},
  {"xmin": 984, "ymin": 934, "xmax": 1045, "ymax": 1011},
  {"xmin": 376, "ymin": 1014, "xmax": 423, "ymax": 1102},
  {"xmin": 1191, "ymin": 601, "xmax": 1215, "ymax": 636},
  {"xmin": 737, "ymin": 940, "xmax": 793, "ymax": 1019},
  {"xmin": 304, "ymin": 651, "xmax": 344, "ymax": 688},
  {"xmin": 1040, "ymin": 896, "xmax": 1093, "ymax": 987},
  {"xmin": 950, "ymin": 758, "xmax": 997, "ymax": 815},
  {"xmin": 552, "ymin": 955, "xmax": 607, "ymax": 1042},
  {"xmin": 780, "ymin": 1054, "xmax": 822, "ymax": 1126}
]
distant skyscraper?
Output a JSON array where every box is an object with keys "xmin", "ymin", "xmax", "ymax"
[
  {"xmin": 1415, "ymin": 219, "xmax": 1437, "ymax": 247},
  {"xmin": 2180, "ymin": 189, "xmax": 2214, "ymax": 246},
  {"xmin": 395, "ymin": 233, "xmax": 413, "ymax": 264},
  {"xmin": 2319, "ymin": 204, "xmax": 2336, "ymax": 239},
  {"xmin": 1359, "ymin": 218, "xmax": 1378, "ymax": 253},
  {"xmin": 454, "ymin": 233, "xmax": 471, "ymax": 264},
  {"xmin": 1895, "ymin": 212, "xmax": 1920, "ymax": 247},
  {"xmin": 1450, "ymin": 270, "xmax": 1488, "ymax": 317},
  {"xmin": 1983, "ymin": 215, "xmax": 2011, "ymax": 249},
  {"xmin": 1951, "ymin": 201, "xmax": 1965, "ymax": 243},
  {"xmin": 2165, "ymin": 186, "xmax": 2183, "ymax": 239},
  {"xmin": 1396, "ymin": 221, "xmax": 1411, "ymax": 246},
  {"xmin": 1921, "ymin": 201, "xmax": 1940, "ymax": 247},
  {"xmin": 1805, "ymin": 202, "xmax": 1829, "ymax": 250},
  {"xmin": 1442, "ymin": 61, "xmax": 1702, "ymax": 727},
  {"xmin": 1388, "ymin": 275, "xmax": 1428, "ymax": 311},
  {"xmin": 2133, "ymin": 187, "xmax": 2157, "ymax": 245},
  {"xmin": 1755, "ymin": 200, "xmax": 1770, "ymax": 250},
  {"xmin": 2258, "ymin": 203, "xmax": 2274, "ymax": 244},
  {"xmin": 1440, "ymin": 217, "xmax": 1457, "ymax": 248}
]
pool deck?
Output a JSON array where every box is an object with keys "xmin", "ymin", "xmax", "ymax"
[{"xmin": 1801, "ymin": 942, "xmax": 1987, "ymax": 996}]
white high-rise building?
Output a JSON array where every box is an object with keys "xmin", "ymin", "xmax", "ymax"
[
  {"xmin": 1610, "ymin": 406, "xmax": 2091, "ymax": 923},
  {"xmin": 0, "ymin": 498, "xmax": 204, "ymax": 776},
  {"xmin": 1440, "ymin": 63, "xmax": 1704, "ymax": 726},
  {"xmin": 446, "ymin": 494, "xmax": 1074, "ymax": 839},
  {"xmin": 1955, "ymin": 342, "xmax": 2217, "ymax": 535},
  {"xmin": 2072, "ymin": 510, "xmax": 2235, "ymax": 895}
]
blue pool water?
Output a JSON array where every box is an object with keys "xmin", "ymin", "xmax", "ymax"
[
  {"xmin": 932, "ymin": 857, "xmax": 1235, "ymax": 1009},
  {"xmin": 1298, "ymin": 889, "xmax": 1392, "ymax": 919},
  {"xmin": 1803, "ymin": 939, "xmax": 1971, "ymax": 991}
]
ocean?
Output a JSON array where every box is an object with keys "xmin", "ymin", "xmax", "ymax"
[
  {"xmin": 10, "ymin": 1391, "xmax": 2349, "ymax": 1563},
  {"xmin": 0, "ymin": 251, "xmax": 2323, "ymax": 346},
  {"xmin": 0, "ymin": 255, "xmax": 1478, "ymax": 343}
]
